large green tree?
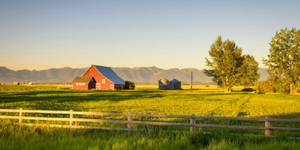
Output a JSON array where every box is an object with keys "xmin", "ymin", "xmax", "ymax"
[
  {"xmin": 263, "ymin": 28, "xmax": 300, "ymax": 94},
  {"xmin": 240, "ymin": 54, "xmax": 260, "ymax": 88},
  {"xmin": 204, "ymin": 36, "xmax": 244, "ymax": 92}
]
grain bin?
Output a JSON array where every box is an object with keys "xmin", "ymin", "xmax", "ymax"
[
  {"xmin": 158, "ymin": 78, "xmax": 169, "ymax": 90},
  {"xmin": 169, "ymin": 79, "xmax": 181, "ymax": 90}
]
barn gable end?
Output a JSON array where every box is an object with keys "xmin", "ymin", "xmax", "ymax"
[{"xmin": 83, "ymin": 65, "xmax": 125, "ymax": 90}]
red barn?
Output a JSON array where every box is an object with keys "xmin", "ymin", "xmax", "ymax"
[
  {"xmin": 72, "ymin": 76, "xmax": 96, "ymax": 90},
  {"xmin": 83, "ymin": 65, "xmax": 125, "ymax": 90}
]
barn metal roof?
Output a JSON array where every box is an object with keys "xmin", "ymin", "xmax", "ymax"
[
  {"xmin": 93, "ymin": 65, "xmax": 125, "ymax": 84},
  {"xmin": 72, "ymin": 76, "xmax": 94, "ymax": 83},
  {"xmin": 170, "ymin": 79, "xmax": 181, "ymax": 83}
]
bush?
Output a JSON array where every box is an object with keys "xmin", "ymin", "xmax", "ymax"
[
  {"xmin": 254, "ymin": 81, "xmax": 275, "ymax": 93},
  {"xmin": 241, "ymin": 88, "xmax": 254, "ymax": 91},
  {"xmin": 125, "ymin": 81, "xmax": 135, "ymax": 89}
]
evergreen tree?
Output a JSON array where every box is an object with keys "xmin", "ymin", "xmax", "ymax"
[
  {"xmin": 240, "ymin": 54, "xmax": 260, "ymax": 88},
  {"xmin": 204, "ymin": 36, "xmax": 244, "ymax": 92},
  {"xmin": 263, "ymin": 28, "xmax": 300, "ymax": 94}
]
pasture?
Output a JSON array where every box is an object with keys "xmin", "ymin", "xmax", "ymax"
[{"xmin": 0, "ymin": 85, "xmax": 300, "ymax": 149}]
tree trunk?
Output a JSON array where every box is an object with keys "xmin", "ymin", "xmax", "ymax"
[
  {"xmin": 290, "ymin": 83, "xmax": 294, "ymax": 94},
  {"xmin": 225, "ymin": 87, "xmax": 232, "ymax": 92}
]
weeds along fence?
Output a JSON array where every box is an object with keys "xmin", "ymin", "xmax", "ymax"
[{"xmin": 1, "ymin": 108, "xmax": 300, "ymax": 137}]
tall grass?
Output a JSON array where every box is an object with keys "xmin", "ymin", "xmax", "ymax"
[{"xmin": 0, "ymin": 120, "xmax": 299, "ymax": 150}]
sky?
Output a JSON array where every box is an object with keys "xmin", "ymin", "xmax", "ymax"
[{"xmin": 0, "ymin": 0, "xmax": 300, "ymax": 71}]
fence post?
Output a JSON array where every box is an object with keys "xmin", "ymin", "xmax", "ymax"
[
  {"xmin": 265, "ymin": 116, "xmax": 271, "ymax": 136},
  {"xmin": 190, "ymin": 114, "xmax": 196, "ymax": 132},
  {"xmin": 19, "ymin": 108, "xmax": 23, "ymax": 124},
  {"xmin": 128, "ymin": 112, "xmax": 132, "ymax": 130},
  {"xmin": 70, "ymin": 110, "xmax": 73, "ymax": 127}
]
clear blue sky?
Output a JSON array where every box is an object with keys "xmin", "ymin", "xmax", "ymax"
[{"xmin": 1, "ymin": 0, "xmax": 300, "ymax": 70}]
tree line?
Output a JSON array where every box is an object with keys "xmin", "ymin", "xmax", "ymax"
[{"xmin": 204, "ymin": 28, "xmax": 300, "ymax": 94}]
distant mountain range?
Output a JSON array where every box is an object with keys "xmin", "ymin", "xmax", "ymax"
[{"xmin": 0, "ymin": 66, "xmax": 269, "ymax": 83}]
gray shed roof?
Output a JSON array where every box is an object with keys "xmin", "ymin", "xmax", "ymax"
[
  {"xmin": 93, "ymin": 65, "xmax": 125, "ymax": 84},
  {"xmin": 170, "ymin": 79, "xmax": 181, "ymax": 83}
]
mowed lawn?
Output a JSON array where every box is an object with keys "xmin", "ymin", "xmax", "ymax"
[{"xmin": 1, "ymin": 85, "xmax": 300, "ymax": 150}]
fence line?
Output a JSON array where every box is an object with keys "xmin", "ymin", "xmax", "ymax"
[{"xmin": 0, "ymin": 108, "xmax": 300, "ymax": 137}]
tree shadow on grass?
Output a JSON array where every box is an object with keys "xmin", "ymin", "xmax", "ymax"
[
  {"xmin": 182, "ymin": 88, "xmax": 223, "ymax": 91},
  {"xmin": 186, "ymin": 93, "xmax": 249, "ymax": 96},
  {"xmin": 0, "ymin": 90, "xmax": 165, "ymax": 104},
  {"xmin": 258, "ymin": 112, "xmax": 300, "ymax": 120},
  {"xmin": 256, "ymin": 112, "xmax": 300, "ymax": 135},
  {"xmin": 10, "ymin": 89, "xmax": 162, "ymax": 96}
]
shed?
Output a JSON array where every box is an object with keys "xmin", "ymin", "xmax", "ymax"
[
  {"xmin": 169, "ymin": 79, "xmax": 181, "ymax": 90},
  {"xmin": 28, "ymin": 82, "xmax": 35, "ymax": 85},
  {"xmin": 158, "ymin": 78, "xmax": 169, "ymax": 90},
  {"xmin": 72, "ymin": 76, "xmax": 96, "ymax": 90},
  {"xmin": 83, "ymin": 65, "xmax": 125, "ymax": 90},
  {"xmin": 13, "ymin": 82, "xmax": 20, "ymax": 85}
]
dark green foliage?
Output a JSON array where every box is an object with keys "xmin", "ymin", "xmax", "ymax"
[
  {"xmin": 240, "ymin": 55, "xmax": 260, "ymax": 87},
  {"xmin": 241, "ymin": 88, "xmax": 254, "ymax": 91},
  {"xmin": 204, "ymin": 36, "xmax": 259, "ymax": 92},
  {"xmin": 189, "ymin": 132, "xmax": 211, "ymax": 148},
  {"xmin": 263, "ymin": 28, "xmax": 300, "ymax": 94},
  {"xmin": 125, "ymin": 81, "xmax": 135, "ymax": 89}
]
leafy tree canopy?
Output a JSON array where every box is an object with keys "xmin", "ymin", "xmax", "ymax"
[
  {"xmin": 263, "ymin": 28, "xmax": 300, "ymax": 94},
  {"xmin": 204, "ymin": 36, "xmax": 259, "ymax": 92}
]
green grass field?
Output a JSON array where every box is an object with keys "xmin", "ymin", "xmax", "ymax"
[{"xmin": 0, "ymin": 85, "xmax": 300, "ymax": 149}]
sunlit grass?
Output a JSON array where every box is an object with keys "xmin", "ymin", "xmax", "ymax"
[
  {"xmin": 1, "ymin": 85, "xmax": 299, "ymax": 119},
  {"xmin": 0, "ymin": 85, "xmax": 300, "ymax": 149}
]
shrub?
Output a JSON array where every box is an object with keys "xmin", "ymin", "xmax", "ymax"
[
  {"xmin": 241, "ymin": 88, "xmax": 254, "ymax": 91},
  {"xmin": 125, "ymin": 81, "xmax": 135, "ymax": 89},
  {"xmin": 254, "ymin": 81, "xmax": 275, "ymax": 93}
]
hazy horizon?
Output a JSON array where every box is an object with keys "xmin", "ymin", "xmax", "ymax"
[
  {"xmin": 1, "ymin": 0, "xmax": 300, "ymax": 70},
  {"xmin": 1, "ymin": 65, "xmax": 269, "ymax": 72}
]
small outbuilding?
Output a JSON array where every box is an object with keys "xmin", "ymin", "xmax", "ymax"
[
  {"xmin": 158, "ymin": 78, "xmax": 169, "ymax": 90},
  {"xmin": 28, "ymin": 82, "xmax": 35, "ymax": 85},
  {"xmin": 169, "ymin": 79, "xmax": 181, "ymax": 90},
  {"xmin": 72, "ymin": 76, "xmax": 96, "ymax": 90},
  {"xmin": 13, "ymin": 82, "xmax": 20, "ymax": 85}
]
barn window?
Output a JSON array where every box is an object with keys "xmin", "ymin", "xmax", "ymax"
[
  {"xmin": 102, "ymin": 79, "xmax": 105, "ymax": 84},
  {"xmin": 110, "ymin": 84, "xmax": 114, "ymax": 89},
  {"xmin": 76, "ymin": 83, "xmax": 85, "ymax": 86}
]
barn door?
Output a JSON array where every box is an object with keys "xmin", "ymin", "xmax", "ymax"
[{"xmin": 96, "ymin": 83, "xmax": 101, "ymax": 90}]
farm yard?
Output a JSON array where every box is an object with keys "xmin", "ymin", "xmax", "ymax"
[{"xmin": 1, "ymin": 85, "xmax": 300, "ymax": 149}]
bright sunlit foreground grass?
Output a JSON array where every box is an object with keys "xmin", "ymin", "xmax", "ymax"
[
  {"xmin": 1, "ymin": 120, "xmax": 300, "ymax": 150},
  {"xmin": 0, "ymin": 85, "xmax": 300, "ymax": 149}
]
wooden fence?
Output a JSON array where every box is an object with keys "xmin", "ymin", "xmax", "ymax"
[{"xmin": 1, "ymin": 108, "xmax": 300, "ymax": 137}]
